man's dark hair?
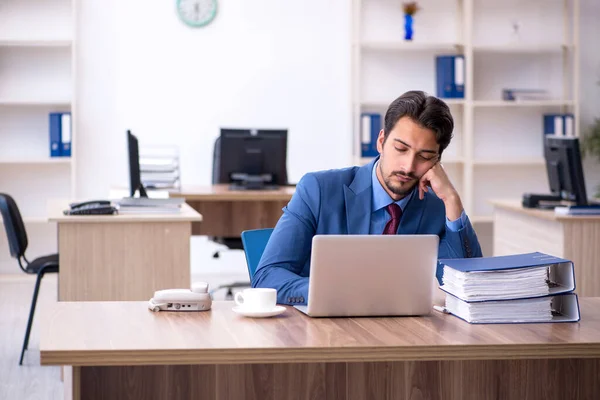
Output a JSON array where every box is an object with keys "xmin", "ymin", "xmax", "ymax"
[{"xmin": 383, "ymin": 90, "xmax": 454, "ymax": 155}]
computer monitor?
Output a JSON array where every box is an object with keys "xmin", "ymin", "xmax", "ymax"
[
  {"xmin": 544, "ymin": 135, "xmax": 587, "ymax": 205},
  {"xmin": 217, "ymin": 128, "xmax": 288, "ymax": 190},
  {"xmin": 127, "ymin": 130, "xmax": 148, "ymax": 198}
]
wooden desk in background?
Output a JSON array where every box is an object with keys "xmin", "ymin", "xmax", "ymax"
[
  {"xmin": 171, "ymin": 184, "xmax": 294, "ymax": 236},
  {"xmin": 492, "ymin": 199, "xmax": 600, "ymax": 297},
  {"xmin": 41, "ymin": 300, "xmax": 600, "ymax": 400},
  {"xmin": 48, "ymin": 201, "xmax": 203, "ymax": 301}
]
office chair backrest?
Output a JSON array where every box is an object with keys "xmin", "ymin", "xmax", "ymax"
[
  {"xmin": 212, "ymin": 136, "xmax": 221, "ymax": 184},
  {"xmin": 241, "ymin": 228, "xmax": 274, "ymax": 280},
  {"xmin": 0, "ymin": 194, "xmax": 28, "ymax": 259},
  {"xmin": 213, "ymin": 129, "xmax": 252, "ymax": 184}
]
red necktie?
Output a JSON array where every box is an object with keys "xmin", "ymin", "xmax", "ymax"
[{"xmin": 383, "ymin": 203, "xmax": 402, "ymax": 235}]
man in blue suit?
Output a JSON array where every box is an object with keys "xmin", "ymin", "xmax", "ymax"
[{"xmin": 252, "ymin": 91, "xmax": 482, "ymax": 305}]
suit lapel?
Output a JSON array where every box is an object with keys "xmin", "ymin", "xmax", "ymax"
[
  {"xmin": 344, "ymin": 158, "xmax": 377, "ymax": 234},
  {"xmin": 398, "ymin": 189, "xmax": 426, "ymax": 234}
]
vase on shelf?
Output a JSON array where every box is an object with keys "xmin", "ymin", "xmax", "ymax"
[
  {"xmin": 509, "ymin": 20, "xmax": 521, "ymax": 43},
  {"xmin": 404, "ymin": 14, "xmax": 414, "ymax": 41}
]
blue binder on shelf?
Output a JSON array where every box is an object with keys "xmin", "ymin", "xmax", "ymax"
[
  {"xmin": 543, "ymin": 114, "xmax": 565, "ymax": 136},
  {"xmin": 49, "ymin": 113, "xmax": 62, "ymax": 157},
  {"xmin": 49, "ymin": 112, "xmax": 72, "ymax": 157},
  {"xmin": 543, "ymin": 114, "xmax": 575, "ymax": 137},
  {"xmin": 435, "ymin": 55, "xmax": 465, "ymax": 99},
  {"xmin": 360, "ymin": 113, "xmax": 380, "ymax": 158}
]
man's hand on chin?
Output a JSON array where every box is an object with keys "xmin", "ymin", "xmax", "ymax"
[{"xmin": 417, "ymin": 162, "xmax": 464, "ymax": 221}]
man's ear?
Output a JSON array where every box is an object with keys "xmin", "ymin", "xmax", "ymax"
[{"xmin": 376, "ymin": 129, "xmax": 385, "ymax": 153}]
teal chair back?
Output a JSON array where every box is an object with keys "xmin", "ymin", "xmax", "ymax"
[{"xmin": 241, "ymin": 228, "xmax": 274, "ymax": 280}]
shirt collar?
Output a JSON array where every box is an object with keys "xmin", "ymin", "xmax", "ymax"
[{"xmin": 371, "ymin": 161, "xmax": 414, "ymax": 213}]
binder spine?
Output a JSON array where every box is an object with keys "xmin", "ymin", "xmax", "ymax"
[
  {"xmin": 543, "ymin": 114, "xmax": 575, "ymax": 137},
  {"xmin": 360, "ymin": 113, "xmax": 380, "ymax": 158},
  {"xmin": 49, "ymin": 113, "xmax": 62, "ymax": 157},
  {"xmin": 61, "ymin": 112, "xmax": 72, "ymax": 157},
  {"xmin": 453, "ymin": 55, "xmax": 465, "ymax": 98},
  {"xmin": 564, "ymin": 114, "xmax": 574, "ymax": 137},
  {"xmin": 436, "ymin": 55, "xmax": 465, "ymax": 99}
]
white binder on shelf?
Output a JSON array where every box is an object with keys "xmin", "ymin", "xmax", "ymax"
[{"xmin": 61, "ymin": 113, "xmax": 72, "ymax": 157}]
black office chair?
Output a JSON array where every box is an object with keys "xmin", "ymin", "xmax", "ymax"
[
  {"xmin": 0, "ymin": 194, "xmax": 59, "ymax": 365},
  {"xmin": 208, "ymin": 135, "xmax": 252, "ymax": 298},
  {"xmin": 211, "ymin": 135, "xmax": 245, "ymax": 259}
]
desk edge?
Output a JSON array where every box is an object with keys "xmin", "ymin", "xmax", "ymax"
[{"xmin": 40, "ymin": 343, "xmax": 600, "ymax": 366}]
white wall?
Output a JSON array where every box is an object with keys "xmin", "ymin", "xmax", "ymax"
[
  {"xmin": 75, "ymin": 0, "xmax": 352, "ymax": 198},
  {"xmin": 74, "ymin": 0, "xmax": 600, "ymax": 199},
  {"xmin": 580, "ymin": 0, "xmax": 600, "ymax": 196},
  {"xmin": 2, "ymin": 0, "xmax": 597, "ymax": 274}
]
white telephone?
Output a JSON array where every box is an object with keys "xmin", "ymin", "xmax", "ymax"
[{"xmin": 148, "ymin": 282, "xmax": 212, "ymax": 312}]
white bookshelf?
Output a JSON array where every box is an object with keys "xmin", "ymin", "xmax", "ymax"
[
  {"xmin": 0, "ymin": 100, "xmax": 71, "ymax": 106},
  {"xmin": 0, "ymin": 0, "xmax": 76, "ymax": 273},
  {"xmin": 0, "ymin": 157, "xmax": 72, "ymax": 165},
  {"xmin": 472, "ymin": 100, "xmax": 575, "ymax": 107},
  {"xmin": 472, "ymin": 44, "xmax": 573, "ymax": 54},
  {"xmin": 352, "ymin": 0, "xmax": 579, "ymax": 243},
  {"xmin": 0, "ymin": 40, "xmax": 72, "ymax": 48},
  {"xmin": 472, "ymin": 157, "xmax": 546, "ymax": 166},
  {"xmin": 361, "ymin": 41, "xmax": 463, "ymax": 52}
]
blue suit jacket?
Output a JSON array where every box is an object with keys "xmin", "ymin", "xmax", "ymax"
[{"xmin": 252, "ymin": 158, "xmax": 483, "ymax": 305}]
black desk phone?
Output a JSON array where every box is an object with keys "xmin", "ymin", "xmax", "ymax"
[{"xmin": 64, "ymin": 200, "xmax": 118, "ymax": 216}]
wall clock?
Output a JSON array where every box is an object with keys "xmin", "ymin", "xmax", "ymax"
[{"xmin": 176, "ymin": 0, "xmax": 218, "ymax": 28}]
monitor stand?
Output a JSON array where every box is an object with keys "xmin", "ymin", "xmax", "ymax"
[
  {"xmin": 229, "ymin": 173, "xmax": 278, "ymax": 191},
  {"xmin": 229, "ymin": 182, "xmax": 279, "ymax": 191}
]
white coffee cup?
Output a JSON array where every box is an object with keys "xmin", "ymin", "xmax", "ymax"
[{"xmin": 234, "ymin": 288, "xmax": 277, "ymax": 311}]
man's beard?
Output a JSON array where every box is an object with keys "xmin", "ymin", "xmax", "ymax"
[{"xmin": 380, "ymin": 162, "xmax": 418, "ymax": 197}]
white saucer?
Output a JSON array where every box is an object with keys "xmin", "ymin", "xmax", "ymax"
[{"xmin": 232, "ymin": 305, "xmax": 286, "ymax": 318}]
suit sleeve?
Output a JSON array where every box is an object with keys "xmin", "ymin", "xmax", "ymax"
[
  {"xmin": 251, "ymin": 173, "xmax": 320, "ymax": 305},
  {"xmin": 436, "ymin": 212, "xmax": 482, "ymax": 284}
]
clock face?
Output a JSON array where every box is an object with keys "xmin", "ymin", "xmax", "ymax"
[{"xmin": 176, "ymin": 0, "xmax": 218, "ymax": 28}]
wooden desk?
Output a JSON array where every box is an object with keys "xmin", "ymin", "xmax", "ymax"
[
  {"xmin": 171, "ymin": 184, "xmax": 294, "ymax": 236},
  {"xmin": 48, "ymin": 201, "xmax": 203, "ymax": 301},
  {"xmin": 41, "ymin": 299, "xmax": 600, "ymax": 400},
  {"xmin": 492, "ymin": 199, "xmax": 600, "ymax": 296}
]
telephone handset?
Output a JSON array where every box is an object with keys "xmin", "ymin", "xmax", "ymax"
[
  {"xmin": 70, "ymin": 200, "xmax": 110, "ymax": 209},
  {"xmin": 64, "ymin": 200, "xmax": 117, "ymax": 215},
  {"xmin": 148, "ymin": 282, "xmax": 212, "ymax": 312}
]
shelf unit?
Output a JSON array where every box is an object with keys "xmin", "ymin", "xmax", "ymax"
[
  {"xmin": 352, "ymin": 0, "xmax": 579, "ymax": 226},
  {"xmin": 0, "ymin": 157, "xmax": 73, "ymax": 165},
  {"xmin": 0, "ymin": 40, "xmax": 72, "ymax": 48},
  {"xmin": 0, "ymin": 0, "xmax": 76, "ymax": 273}
]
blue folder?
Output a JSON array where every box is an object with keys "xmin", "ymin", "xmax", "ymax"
[
  {"xmin": 543, "ymin": 114, "xmax": 565, "ymax": 136},
  {"xmin": 439, "ymin": 252, "xmax": 570, "ymax": 273},
  {"xmin": 439, "ymin": 252, "xmax": 579, "ymax": 324},
  {"xmin": 435, "ymin": 55, "xmax": 465, "ymax": 99},
  {"xmin": 49, "ymin": 113, "xmax": 62, "ymax": 157},
  {"xmin": 438, "ymin": 252, "xmax": 576, "ymax": 301},
  {"xmin": 360, "ymin": 113, "xmax": 380, "ymax": 157}
]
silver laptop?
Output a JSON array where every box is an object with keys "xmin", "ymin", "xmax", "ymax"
[{"xmin": 294, "ymin": 234, "xmax": 439, "ymax": 317}]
